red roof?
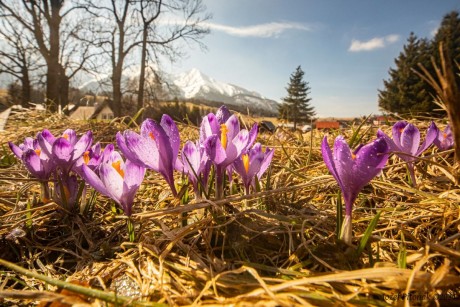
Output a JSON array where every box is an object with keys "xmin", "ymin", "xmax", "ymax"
[{"xmin": 316, "ymin": 121, "xmax": 340, "ymax": 129}]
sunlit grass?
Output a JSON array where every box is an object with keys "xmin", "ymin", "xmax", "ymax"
[{"xmin": 0, "ymin": 108, "xmax": 459, "ymax": 306}]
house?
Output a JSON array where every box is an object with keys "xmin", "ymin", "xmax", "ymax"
[
  {"xmin": 315, "ymin": 121, "xmax": 340, "ymax": 130},
  {"xmin": 373, "ymin": 115, "xmax": 396, "ymax": 126},
  {"xmin": 69, "ymin": 99, "xmax": 114, "ymax": 120}
]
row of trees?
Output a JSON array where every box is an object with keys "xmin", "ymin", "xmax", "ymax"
[
  {"xmin": 0, "ymin": 0, "xmax": 210, "ymax": 116},
  {"xmin": 378, "ymin": 10, "xmax": 460, "ymax": 115}
]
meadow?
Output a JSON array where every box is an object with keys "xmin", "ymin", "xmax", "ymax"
[{"xmin": 0, "ymin": 107, "xmax": 459, "ymax": 306}]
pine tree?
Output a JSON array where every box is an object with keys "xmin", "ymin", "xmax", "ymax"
[
  {"xmin": 279, "ymin": 66, "xmax": 315, "ymax": 129},
  {"xmin": 432, "ymin": 11, "xmax": 460, "ymax": 89},
  {"xmin": 378, "ymin": 33, "xmax": 436, "ymax": 115}
]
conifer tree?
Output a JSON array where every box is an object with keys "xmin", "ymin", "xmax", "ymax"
[
  {"xmin": 279, "ymin": 66, "xmax": 315, "ymax": 129},
  {"xmin": 378, "ymin": 33, "xmax": 435, "ymax": 114},
  {"xmin": 432, "ymin": 11, "xmax": 460, "ymax": 89}
]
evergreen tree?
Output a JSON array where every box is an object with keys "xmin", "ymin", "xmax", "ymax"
[
  {"xmin": 378, "ymin": 33, "xmax": 435, "ymax": 115},
  {"xmin": 279, "ymin": 66, "xmax": 315, "ymax": 129},
  {"xmin": 432, "ymin": 11, "xmax": 460, "ymax": 89}
]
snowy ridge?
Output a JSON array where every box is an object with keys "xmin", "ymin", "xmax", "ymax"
[{"xmin": 78, "ymin": 68, "xmax": 279, "ymax": 115}]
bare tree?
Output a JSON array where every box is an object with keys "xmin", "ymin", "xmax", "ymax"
[
  {"xmin": 0, "ymin": 15, "xmax": 42, "ymax": 107},
  {"xmin": 84, "ymin": 0, "xmax": 209, "ymax": 117},
  {"xmin": 0, "ymin": 0, "xmax": 97, "ymax": 113},
  {"xmin": 135, "ymin": 0, "xmax": 210, "ymax": 114}
]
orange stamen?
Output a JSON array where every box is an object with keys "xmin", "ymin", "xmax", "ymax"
[
  {"xmin": 220, "ymin": 124, "xmax": 228, "ymax": 149},
  {"xmin": 443, "ymin": 132, "xmax": 448, "ymax": 138},
  {"xmin": 63, "ymin": 134, "xmax": 69, "ymax": 140},
  {"xmin": 112, "ymin": 160, "xmax": 125, "ymax": 178},
  {"xmin": 35, "ymin": 149, "xmax": 41, "ymax": 156},
  {"xmin": 83, "ymin": 151, "xmax": 90, "ymax": 165},
  {"xmin": 242, "ymin": 154, "xmax": 249, "ymax": 173},
  {"xmin": 149, "ymin": 132, "xmax": 155, "ymax": 140},
  {"xmin": 352, "ymin": 153, "xmax": 356, "ymax": 160}
]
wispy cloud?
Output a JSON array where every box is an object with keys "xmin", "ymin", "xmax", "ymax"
[
  {"xmin": 204, "ymin": 21, "xmax": 312, "ymax": 38},
  {"xmin": 348, "ymin": 34, "xmax": 400, "ymax": 52}
]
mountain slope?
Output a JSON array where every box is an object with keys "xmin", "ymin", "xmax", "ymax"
[{"xmin": 79, "ymin": 68, "xmax": 280, "ymax": 115}]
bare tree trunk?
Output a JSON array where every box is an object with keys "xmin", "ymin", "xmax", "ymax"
[
  {"xmin": 137, "ymin": 26, "xmax": 148, "ymax": 115},
  {"xmin": 21, "ymin": 69, "xmax": 31, "ymax": 108},
  {"xmin": 112, "ymin": 64, "xmax": 123, "ymax": 117}
]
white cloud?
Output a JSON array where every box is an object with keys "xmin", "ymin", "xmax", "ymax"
[
  {"xmin": 204, "ymin": 21, "xmax": 311, "ymax": 38},
  {"xmin": 349, "ymin": 34, "xmax": 400, "ymax": 52}
]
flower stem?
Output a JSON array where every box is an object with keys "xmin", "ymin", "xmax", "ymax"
[
  {"xmin": 407, "ymin": 163, "xmax": 417, "ymax": 187},
  {"xmin": 215, "ymin": 166, "xmax": 224, "ymax": 199},
  {"xmin": 127, "ymin": 218, "xmax": 135, "ymax": 242},
  {"xmin": 40, "ymin": 181, "xmax": 50, "ymax": 203},
  {"xmin": 340, "ymin": 214, "xmax": 353, "ymax": 246}
]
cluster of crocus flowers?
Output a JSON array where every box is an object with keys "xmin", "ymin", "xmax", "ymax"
[
  {"xmin": 9, "ymin": 129, "xmax": 93, "ymax": 209},
  {"xmin": 200, "ymin": 107, "xmax": 259, "ymax": 198},
  {"xmin": 377, "ymin": 121, "xmax": 438, "ymax": 186},
  {"xmin": 9, "ymin": 106, "xmax": 275, "ymax": 241},
  {"xmin": 322, "ymin": 135, "xmax": 389, "ymax": 245}
]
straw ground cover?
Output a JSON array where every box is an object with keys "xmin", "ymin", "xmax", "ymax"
[{"xmin": 0, "ymin": 108, "xmax": 459, "ymax": 306}]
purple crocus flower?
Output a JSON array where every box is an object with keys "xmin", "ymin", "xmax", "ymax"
[
  {"xmin": 233, "ymin": 143, "xmax": 274, "ymax": 194},
  {"xmin": 201, "ymin": 112, "xmax": 258, "ymax": 198},
  {"xmin": 377, "ymin": 121, "xmax": 438, "ymax": 186},
  {"xmin": 322, "ymin": 136, "xmax": 389, "ymax": 245},
  {"xmin": 9, "ymin": 134, "xmax": 54, "ymax": 182},
  {"xmin": 116, "ymin": 115, "xmax": 180, "ymax": 196},
  {"xmin": 181, "ymin": 140, "xmax": 211, "ymax": 199},
  {"xmin": 38, "ymin": 129, "xmax": 93, "ymax": 172},
  {"xmin": 80, "ymin": 144, "xmax": 145, "ymax": 216},
  {"xmin": 433, "ymin": 124, "xmax": 453, "ymax": 151}
]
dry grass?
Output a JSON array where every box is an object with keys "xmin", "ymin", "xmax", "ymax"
[{"xmin": 0, "ymin": 108, "xmax": 459, "ymax": 306}]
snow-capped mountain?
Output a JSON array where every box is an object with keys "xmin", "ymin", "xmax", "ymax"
[
  {"xmin": 79, "ymin": 68, "xmax": 279, "ymax": 115},
  {"xmin": 170, "ymin": 69, "xmax": 279, "ymax": 114}
]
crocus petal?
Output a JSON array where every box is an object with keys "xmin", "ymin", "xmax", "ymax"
[
  {"xmin": 62, "ymin": 129, "xmax": 77, "ymax": 145},
  {"xmin": 81, "ymin": 164, "xmax": 109, "ymax": 197},
  {"xmin": 124, "ymin": 160, "xmax": 146, "ymax": 188},
  {"xmin": 199, "ymin": 114, "xmax": 220, "ymax": 143},
  {"xmin": 205, "ymin": 135, "xmax": 227, "ymax": 164},
  {"xmin": 8, "ymin": 142, "xmax": 23, "ymax": 158},
  {"xmin": 392, "ymin": 121, "xmax": 407, "ymax": 149},
  {"xmin": 399, "ymin": 124, "xmax": 420, "ymax": 159},
  {"xmin": 100, "ymin": 161, "xmax": 124, "ymax": 202},
  {"xmin": 37, "ymin": 130, "xmax": 54, "ymax": 157},
  {"xmin": 73, "ymin": 130, "xmax": 93, "ymax": 160},
  {"xmin": 225, "ymin": 115, "xmax": 240, "ymax": 141},
  {"xmin": 22, "ymin": 149, "xmax": 45, "ymax": 179},
  {"xmin": 216, "ymin": 105, "xmax": 231, "ymax": 124},
  {"xmin": 376, "ymin": 129, "xmax": 399, "ymax": 153},
  {"xmin": 182, "ymin": 141, "xmax": 201, "ymax": 181},
  {"xmin": 416, "ymin": 121, "xmax": 438, "ymax": 155},
  {"xmin": 258, "ymin": 147, "xmax": 274, "ymax": 180},
  {"xmin": 160, "ymin": 114, "xmax": 181, "ymax": 161},
  {"xmin": 122, "ymin": 131, "xmax": 160, "ymax": 170},
  {"xmin": 247, "ymin": 123, "xmax": 259, "ymax": 149},
  {"xmin": 321, "ymin": 136, "xmax": 343, "ymax": 189},
  {"xmin": 353, "ymin": 138, "xmax": 389, "ymax": 188},
  {"xmin": 52, "ymin": 137, "xmax": 73, "ymax": 163}
]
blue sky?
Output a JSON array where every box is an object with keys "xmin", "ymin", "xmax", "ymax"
[{"xmin": 169, "ymin": 0, "xmax": 460, "ymax": 118}]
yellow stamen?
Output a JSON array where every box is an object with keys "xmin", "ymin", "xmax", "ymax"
[
  {"xmin": 35, "ymin": 149, "xmax": 41, "ymax": 156},
  {"xmin": 63, "ymin": 134, "xmax": 69, "ymax": 140},
  {"xmin": 112, "ymin": 160, "xmax": 125, "ymax": 178},
  {"xmin": 399, "ymin": 128, "xmax": 404, "ymax": 134},
  {"xmin": 149, "ymin": 132, "xmax": 155, "ymax": 140},
  {"xmin": 83, "ymin": 151, "xmax": 90, "ymax": 165},
  {"xmin": 352, "ymin": 153, "xmax": 356, "ymax": 160},
  {"xmin": 443, "ymin": 132, "xmax": 448, "ymax": 138},
  {"xmin": 242, "ymin": 154, "xmax": 249, "ymax": 173},
  {"xmin": 220, "ymin": 124, "xmax": 228, "ymax": 149}
]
